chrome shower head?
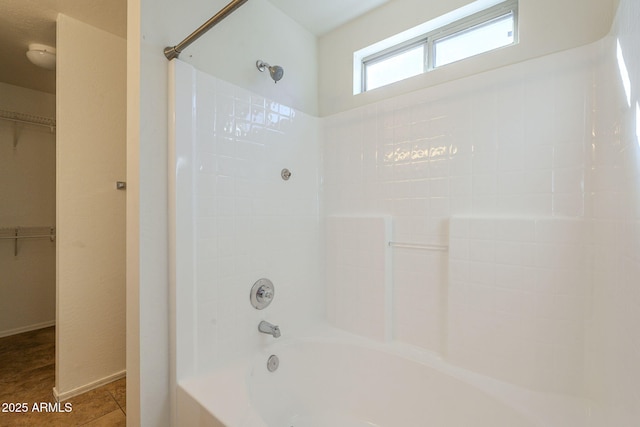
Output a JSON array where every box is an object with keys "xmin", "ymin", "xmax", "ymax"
[{"xmin": 256, "ymin": 60, "xmax": 284, "ymax": 83}]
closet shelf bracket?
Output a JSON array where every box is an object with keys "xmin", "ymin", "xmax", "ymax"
[
  {"xmin": 0, "ymin": 109, "xmax": 56, "ymax": 150},
  {"xmin": 0, "ymin": 227, "xmax": 56, "ymax": 257}
]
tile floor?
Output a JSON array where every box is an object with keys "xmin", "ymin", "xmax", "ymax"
[{"xmin": 0, "ymin": 326, "xmax": 126, "ymax": 426}]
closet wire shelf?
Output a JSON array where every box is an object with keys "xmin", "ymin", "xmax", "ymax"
[
  {"xmin": 0, "ymin": 227, "xmax": 56, "ymax": 256},
  {"xmin": 0, "ymin": 109, "xmax": 56, "ymax": 130},
  {"xmin": 0, "ymin": 109, "xmax": 56, "ymax": 149}
]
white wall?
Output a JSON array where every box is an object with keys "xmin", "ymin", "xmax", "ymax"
[
  {"xmin": 128, "ymin": 0, "xmax": 319, "ymax": 425},
  {"xmin": 152, "ymin": 0, "xmax": 318, "ymax": 115},
  {"xmin": 56, "ymin": 14, "xmax": 126, "ymax": 399},
  {"xmin": 0, "ymin": 83, "xmax": 56, "ymax": 337},
  {"xmin": 126, "ymin": 1, "xmax": 143, "ymax": 424},
  {"xmin": 184, "ymin": 0, "xmax": 318, "ymax": 116},
  {"xmin": 587, "ymin": 0, "xmax": 640, "ymax": 423},
  {"xmin": 318, "ymin": 0, "xmax": 617, "ymax": 115}
]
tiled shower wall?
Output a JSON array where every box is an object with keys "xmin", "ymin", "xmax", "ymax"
[
  {"xmin": 171, "ymin": 2, "xmax": 640, "ymax": 418},
  {"xmin": 449, "ymin": 216, "xmax": 589, "ymax": 394},
  {"xmin": 326, "ymin": 216, "xmax": 392, "ymax": 341},
  {"xmin": 324, "ymin": 5, "xmax": 640, "ymax": 413},
  {"xmin": 587, "ymin": 0, "xmax": 640, "ymax": 422},
  {"xmin": 323, "ymin": 42, "xmax": 596, "ymax": 364},
  {"xmin": 171, "ymin": 61, "xmax": 323, "ymax": 376},
  {"xmin": 323, "ymin": 43, "xmax": 597, "ymax": 394}
]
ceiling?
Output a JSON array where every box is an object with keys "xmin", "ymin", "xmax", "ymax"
[{"xmin": 0, "ymin": 0, "xmax": 388, "ymax": 94}]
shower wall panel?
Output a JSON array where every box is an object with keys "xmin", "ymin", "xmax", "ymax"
[
  {"xmin": 326, "ymin": 215, "xmax": 392, "ymax": 341},
  {"xmin": 171, "ymin": 60, "xmax": 322, "ymax": 377},
  {"xmin": 323, "ymin": 43, "xmax": 596, "ymax": 360},
  {"xmin": 587, "ymin": 0, "xmax": 640, "ymax": 422},
  {"xmin": 448, "ymin": 216, "xmax": 589, "ymax": 394}
]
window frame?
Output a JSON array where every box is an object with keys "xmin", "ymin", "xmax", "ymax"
[
  {"xmin": 362, "ymin": 38, "xmax": 428, "ymax": 92},
  {"xmin": 360, "ymin": 0, "xmax": 518, "ymax": 93}
]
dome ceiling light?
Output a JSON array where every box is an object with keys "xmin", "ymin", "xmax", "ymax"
[{"xmin": 26, "ymin": 43, "xmax": 56, "ymax": 70}]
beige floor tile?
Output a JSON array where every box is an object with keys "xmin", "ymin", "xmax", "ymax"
[
  {"xmin": 104, "ymin": 378, "xmax": 126, "ymax": 411},
  {"xmin": 80, "ymin": 409, "xmax": 126, "ymax": 427},
  {"xmin": 59, "ymin": 388, "xmax": 121, "ymax": 426},
  {"xmin": 0, "ymin": 328, "xmax": 126, "ymax": 427}
]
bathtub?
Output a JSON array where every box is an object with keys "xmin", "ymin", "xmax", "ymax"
[{"xmin": 177, "ymin": 326, "xmax": 589, "ymax": 427}]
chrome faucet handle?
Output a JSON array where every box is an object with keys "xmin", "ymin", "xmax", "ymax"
[
  {"xmin": 251, "ymin": 278, "xmax": 274, "ymax": 310},
  {"xmin": 256, "ymin": 286, "xmax": 273, "ymax": 302}
]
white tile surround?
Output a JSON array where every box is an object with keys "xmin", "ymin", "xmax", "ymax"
[
  {"xmin": 449, "ymin": 216, "xmax": 589, "ymax": 394},
  {"xmin": 587, "ymin": 1, "xmax": 640, "ymax": 423},
  {"xmin": 324, "ymin": 42, "xmax": 597, "ymax": 374},
  {"xmin": 171, "ymin": 0, "xmax": 640, "ymax": 422},
  {"xmin": 323, "ymin": 45, "xmax": 594, "ymax": 225},
  {"xmin": 326, "ymin": 216, "xmax": 392, "ymax": 341},
  {"xmin": 170, "ymin": 60, "xmax": 323, "ymax": 377},
  {"xmin": 323, "ymin": 1, "xmax": 640, "ymax": 419}
]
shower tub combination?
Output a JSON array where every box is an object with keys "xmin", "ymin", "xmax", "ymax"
[
  {"xmin": 167, "ymin": 52, "xmax": 590, "ymax": 427},
  {"xmin": 167, "ymin": 59, "xmax": 593, "ymax": 427},
  {"xmin": 168, "ymin": 2, "xmax": 592, "ymax": 426},
  {"xmin": 177, "ymin": 326, "xmax": 590, "ymax": 427}
]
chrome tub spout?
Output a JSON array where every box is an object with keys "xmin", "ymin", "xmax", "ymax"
[{"xmin": 258, "ymin": 320, "xmax": 281, "ymax": 338}]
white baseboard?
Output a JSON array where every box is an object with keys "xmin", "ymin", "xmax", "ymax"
[
  {"xmin": 0, "ymin": 320, "xmax": 56, "ymax": 338},
  {"xmin": 53, "ymin": 370, "xmax": 126, "ymax": 402}
]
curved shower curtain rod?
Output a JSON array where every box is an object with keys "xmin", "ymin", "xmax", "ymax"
[{"xmin": 164, "ymin": 0, "xmax": 249, "ymax": 60}]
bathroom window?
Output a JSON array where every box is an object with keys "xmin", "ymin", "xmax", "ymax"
[
  {"xmin": 365, "ymin": 43, "xmax": 426, "ymax": 92},
  {"xmin": 357, "ymin": 0, "xmax": 518, "ymax": 93}
]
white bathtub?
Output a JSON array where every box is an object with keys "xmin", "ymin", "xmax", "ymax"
[{"xmin": 177, "ymin": 326, "xmax": 590, "ymax": 427}]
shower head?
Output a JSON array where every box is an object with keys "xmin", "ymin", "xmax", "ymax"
[{"xmin": 256, "ymin": 60, "xmax": 284, "ymax": 83}]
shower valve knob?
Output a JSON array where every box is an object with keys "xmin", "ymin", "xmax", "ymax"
[
  {"xmin": 250, "ymin": 278, "xmax": 275, "ymax": 310},
  {"xmin": 257, "ymin": 287, "xmax": 273, "ymax": 301}
]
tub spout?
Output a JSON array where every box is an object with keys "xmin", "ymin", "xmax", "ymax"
[{"xmin": 258, "ymin": 320, "xmax": 281, "ymax": 338}]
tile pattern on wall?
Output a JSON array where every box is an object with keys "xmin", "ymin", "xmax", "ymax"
[
  {"xmin": 194, "ymin": 70, "xmax": 323, "ymax": 371},
  {"xmin": 448, "ymin": 216, "xmax": 589, "ymax": 394},
  {"xmin": 323, "ymin": 42, "xmax": 595, "ymax": 359},
  {"xmin": 170, "ymin": 6, "xmax": 640, "ymax": 421},
  {"xmin": 587, "ymin": 0, "xmax": 640, "ymax": 422},
  {"xmin": 392, "ymin": 245, "xmax": 447, "ymax": 355},
  {"xmin": 326, "ymin": 216, "xmax": 391, "ymax": 341},
  {"xmin": 324, "ymin": 44, "xmax": 594, "ymax": 225},
  {"xmin": 172, "ymin": 62, "xmax": 323, "ymax": 375}
]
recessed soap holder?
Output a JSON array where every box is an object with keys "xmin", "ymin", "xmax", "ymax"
[{"xmin": 250, "ymin": 278, "xmax": 274, "ymax": 310}]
